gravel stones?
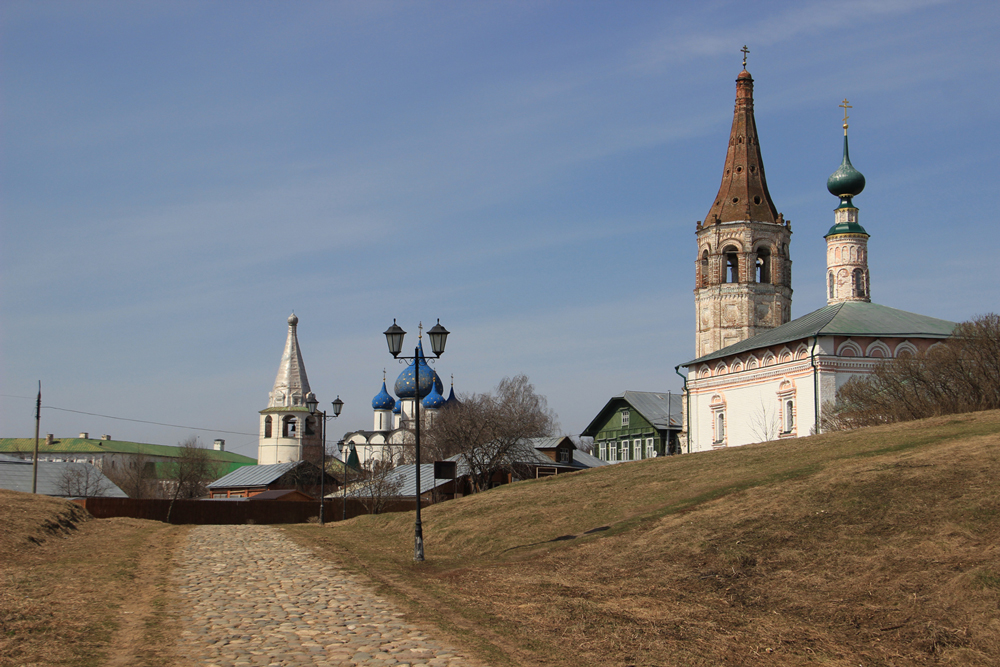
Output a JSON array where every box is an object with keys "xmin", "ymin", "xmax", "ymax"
[{"xmin": 174, "ymin": 525, "xmax": 483, "ymax": 667}]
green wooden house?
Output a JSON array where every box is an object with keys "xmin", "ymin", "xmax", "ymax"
[{"xmin": 581, "ymin": 391, "xmax": 682, "ymax": 463}]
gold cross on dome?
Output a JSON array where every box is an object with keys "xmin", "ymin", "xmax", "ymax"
[
  {"xmin": 741, "ymin": 45, "xmax": 749, "ymax": 68},
  {"xmin": 418, "ymin": 321, "xmax": 423, "ymax": 338},
  {"xmin": 839, "ymin": 98, "xmax": 852, "ymax": 128}
]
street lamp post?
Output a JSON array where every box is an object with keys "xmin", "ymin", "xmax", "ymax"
[
  {"xmin": 307, "ymin": 395, "xmax": 344, "ymax": 526},
  {"xmin": 384, "ymin": 318, "xmax": 449, "ymax": 562}
]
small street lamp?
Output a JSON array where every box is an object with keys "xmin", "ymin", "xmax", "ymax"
[
  {"xmin": 307, "ymin": 395, "xmax": 344, "ymax": 526},
  {"xmin": 383, "ymin": 318, "xmax": 449, "ymax": 562}
]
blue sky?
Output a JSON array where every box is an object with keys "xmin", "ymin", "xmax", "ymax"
[{"xmin": 3, "ymin": 0, "xmax": 998, "ymax": 458}]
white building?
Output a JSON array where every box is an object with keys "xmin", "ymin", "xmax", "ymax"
[{"xmin": 257, "ymin": 314, "xmax": 323, "ymax": 465}]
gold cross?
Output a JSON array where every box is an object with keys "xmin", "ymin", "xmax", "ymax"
[
  {"xmin": 741, "ymin": 45, "xmax": 749, "ymax": 68},
  {"xmin": 839, "ymin": 98, "xmax": 852, "ymax": 128}
]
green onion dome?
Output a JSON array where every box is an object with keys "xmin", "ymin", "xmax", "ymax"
[{"xmin": 827, "ymin": 133, "xmax": 866, "ymax": 205}]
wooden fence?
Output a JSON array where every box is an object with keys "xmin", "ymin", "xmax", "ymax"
[{"xmin": 74, "ymin": 497, "xmax": 418, "ymax": 525}]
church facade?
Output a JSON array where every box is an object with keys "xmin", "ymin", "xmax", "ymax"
[{"xmin": 678, "ymin": 65, "xmax": 955, "ymax": 453}]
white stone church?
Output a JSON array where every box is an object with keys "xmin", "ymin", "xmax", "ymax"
[{"xmin": 678, "ymin": 63, "xmax": 955, "ymax": 453}]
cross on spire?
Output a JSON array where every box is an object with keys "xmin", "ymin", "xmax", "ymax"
[
  {"xmin": 840, "ymin": 98, "xmax": 852, "ymax": 133},
  {"xmin": 418, "ymin": 321, "xmax": 423, "ymax": 338},
  {"xmin": 741, "ymin": 45, "xmax": 749, "ymax": 69}
]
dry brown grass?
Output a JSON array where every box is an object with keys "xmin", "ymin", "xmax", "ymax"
[
  {"xmin": 288, "ymin": 410, "xmax": 1000, "ymax": 666},
  {"xmin": 0, "ymin": 490, "xmax": 185, "ymax": 667}
]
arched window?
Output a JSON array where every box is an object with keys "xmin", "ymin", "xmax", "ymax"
[
  {"xmin": 304, "ymin": 416, "xmax": 316, "ymax": 436},
  {"xmin": 264, "ymin": 416, "xmax": 272, "ymax": 438},
  {"xmin": 853, "ymin": 268, "xmax": 866, "ymax": 297},
  {"xmin": 716, "ymin": 412, "xmax": 726, "ymax": 442},
  {"xmin": 755, "ymin": 247, "xmax": 771, "ymax": 283},
  {"xmin": 701, "ymin": 250, "xmax": 709, "ymax": 287},
  {"xmin": 282, "ymin": 416, "xmax": 297, "ymax": 438},
  {"xmin": 723, "ymin": 246, "xmax": 739, "ymax": 283},
  {"xmin": 784, "ymin": 400, "xmax": 794, "ymax": 433},
  {"xmin": 828, "ymin": 271, "xmax": 835, "ymax": 299}
]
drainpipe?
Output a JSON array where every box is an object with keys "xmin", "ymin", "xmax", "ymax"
[
  {"xmin": 674, "ymin": 365, "xmax": 690, "ymax": 454},
  {"xmin": 810, "ymin": 333, "xmax": 821, "ymax": 435}
]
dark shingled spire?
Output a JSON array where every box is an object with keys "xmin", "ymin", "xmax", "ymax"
[{"xmin": 703, "ymin": 68, "xmax": 779, "ymax": 226}]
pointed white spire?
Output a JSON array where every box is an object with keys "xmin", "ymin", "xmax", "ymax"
[{"xmin": 268, "ymin": 313, "xmax": 314, "ymax": 408}]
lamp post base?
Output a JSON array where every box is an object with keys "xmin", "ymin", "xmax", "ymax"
[{"xmin": 414, "ymin": 521, "xmax": 425, "ymax": 562}]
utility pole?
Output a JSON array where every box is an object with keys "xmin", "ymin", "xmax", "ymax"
[{"xmin": 32, "ymin": 381, "xmax": 41, "ymax": 494}]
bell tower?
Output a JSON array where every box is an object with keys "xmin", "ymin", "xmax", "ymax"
[
  {"xmin": 694, "ymin": 49, "xmax": 792, "ymax": 357},
  {"xmin": 258, "ymin": 314, "xmax": 322, "ymax": 465}
]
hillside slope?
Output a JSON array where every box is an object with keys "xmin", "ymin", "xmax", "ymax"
[{"xmin": 294, "ymin": 410, "xmax": 1000, "ymax": 666}]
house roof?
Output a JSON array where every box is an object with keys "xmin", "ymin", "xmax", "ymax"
[
  {"xmin": 248, "ymin": 489, "xmax": 314, "ymax": 501},
  {"xmin": 0, "ymin": 457, "xmax": 127, "ymax": 497},
  {"xmin": 681, "ymin": 300, "xmax": 956, "ymax": 367},
  {"xmin": 581, "ymin": 391, "xmax": 683, "ymax": 437},
  {"xmin": 0, "ymin": 438, "xmax": 255, "ymax": 463},
  {"xmin": 346, "ymin": 439, "xmax": 607, "ymax": 499},
  {"xmin": 207, "ymin": 461, "xmax": 302, "ymax": 489}
]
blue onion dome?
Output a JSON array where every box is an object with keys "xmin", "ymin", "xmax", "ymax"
[
  {"xmin": 422, "ymin": 382, "xmax": 446, "ymax": 409},
  {"xmin": 445, "ymin": 379, "xmax": 461, "ymax": 407},
  {"xmin": 372, "ymin": 381, "xmax": 395, "ymax": 411},
  {"xmin": 827, "ymin": 133, "xmax": 866, "ymax": 206},
  {"xmin": 393, "ymin": 340, "xmax": 445, "ymax": 399},
  {"xmin": 392, "ymin": 399, "xmax": 402, "ymax": 415}
]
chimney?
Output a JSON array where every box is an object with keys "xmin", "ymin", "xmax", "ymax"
[
  {"xmin": 45, "ymin": 434, "xmax": 54, "ymax": 445},
  {"xmin": 213, "ymin": 439, "xmax": 225, "ymax": 451},
  {"xmin": 79, "ymin": 432, "xmax": 89, "ymax": 439},
  {"xmin": 101, "ymin": 435, "xmax": 111, "ymax": 441}
]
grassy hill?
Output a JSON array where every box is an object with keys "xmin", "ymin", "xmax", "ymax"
[
  {"xmin": 0, "ymin": 491, "xmax": 182, "ymax": 667},
  {"xmin": 292, "ymin": 410, "xmax": 1000, "ymax": 666}
]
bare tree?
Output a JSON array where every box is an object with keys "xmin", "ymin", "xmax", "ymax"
[
  {"xmin": 426, "ymin": 374, "xmax": 556, "ymax": 492},
  {"xmin": 356, "ymin": 459, "xmax": 404, "ymax": 514},
  {"xmin": 824, "ymin": 314, "xmax": 1000, "ymax": 430},
  {"xmin": 166, "ymin": 437, "xmax": 223, "ymax": 522},
  {"xmin": 103, "ymin": 453, "xmax": 157, "ymax": 498},
  {"xmin": 748, "ymin": 397, "xmax": 781, "ymax": 443},
  {"xmin": 58, "ymin": 464, "xmax": 113, "ymax": 498}
]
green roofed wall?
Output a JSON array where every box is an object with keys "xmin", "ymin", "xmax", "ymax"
[{"xmin": 0, "ymin": 437, "xmax": 256, "ymax": 479}]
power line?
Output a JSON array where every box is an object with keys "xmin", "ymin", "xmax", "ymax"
[{"xmin": 39, "ymin": 405, "xmax": 258, "ymax": 437}]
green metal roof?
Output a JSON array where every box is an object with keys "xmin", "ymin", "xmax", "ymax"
[
  {"xmin": 0, "ymin": 438, "xmax": 256, "ymax": 463},
  {"xmin": 682, "ymin": 301, "xmax": 956, "ymax": 367}
]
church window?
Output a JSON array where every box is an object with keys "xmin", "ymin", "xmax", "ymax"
[
  {"xmin": 723, "ymin": 246, "xmax": 739, "ymax": 283},
  {"xmin": 853, "ymin": 269, "xmax": 866, "ymax": 297},
  {"xmin": 264, "ymin": 416, "xmax": 272, "ymax": 438},
  {"xmin": 621, "ymin": 410, "xmax": 630, "ymax": 428},
  {"xmin": 620, "ymin": 440, "xmax": 630, "ymax": 461},
  {"xmin": 701, "ymin": 251, "xmax": 709, "ymax": 286},
  {"xmin": 282, "ymin": 416, "xmax": 297, "ymax": 438},
  {"xmin": 715, "ymin": 413, "xmax": 726, "ymax": 443},
  {"xmin": 783, "ymin": 400, "xmax": 794, "ymax": 434},
  {"xmin": 828, "ymin": 271, "xmax": 835, "ymax": 299},
  {"xmin": 646, "ymin": 438, "xmax": 655, "ymax": 458},
  {"xmin": 755, "ymin": 247, "xmax": 771, "ymax": 283}
]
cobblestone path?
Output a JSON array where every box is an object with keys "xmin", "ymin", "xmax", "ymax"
[{"xmin": 174, "ymin": 525, "xmax": 485, "ymax": 667}]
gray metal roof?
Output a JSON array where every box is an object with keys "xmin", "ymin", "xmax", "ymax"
[
  {"xmin": 346, "ymin": 464, "xmax": 443, "ymax": 498},
  {"xmin": 0, "ymin": 458, "xmax": 127, "ymax": 497},
  {"xmin": 346, "ymin": 439, "xmax": 606, "ymax": 498},
  {"xmin": 569, "ymin": 449, "xmax": 609, "ymax": 469},
  {"xmin": 682, "ymin": 301, "xmax": 956, "ymax": 366},
  {"xmin": 207, "ymin": 461, "xmax": 301, "ymax": 488}
]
